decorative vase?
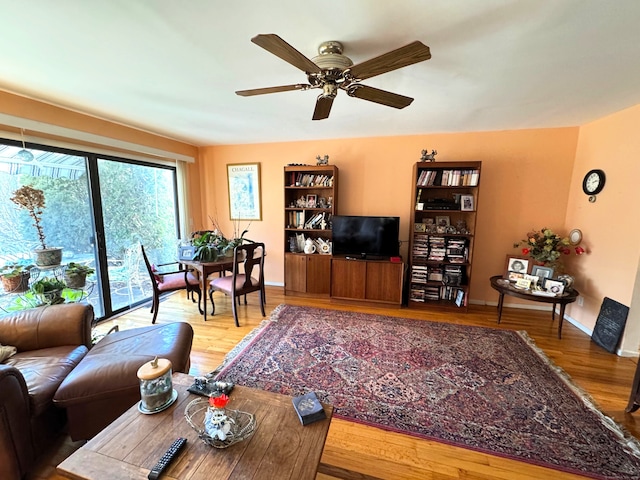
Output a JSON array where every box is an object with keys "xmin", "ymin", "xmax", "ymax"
[
  {"xmin": 34, "ymin": 247, "xmax": 63, "ymax": 267},
  {"xmin": 303, "ymin": 239, "xmax": 316, "ymax": 254}
]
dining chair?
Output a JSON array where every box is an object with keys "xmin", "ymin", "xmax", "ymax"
[
  {"xmin": 208, "ymin": 242, "xmax": 266, "ymax": 327},
  {"xmin": 141, "ymin": 244, "xmax": 202, "ymax": 323}
]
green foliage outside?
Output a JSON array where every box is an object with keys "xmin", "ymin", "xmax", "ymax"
[{"xmin": 2, "ymin": 161, "xmax": 178, "ymax": 262}]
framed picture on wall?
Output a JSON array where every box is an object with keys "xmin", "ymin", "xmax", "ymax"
[{"xmin": 227, "ymin": 163, "xmax": 262, "ymax": 220}]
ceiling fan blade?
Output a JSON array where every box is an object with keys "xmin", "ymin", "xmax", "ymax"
[
  {"xmin": 312, "ymin": 95, "xmax": 334, "ymax": 120},
  {"xmin": 347, "ymin": 84, "xmax": 414, "ymax": 109},
  {"xmin": 235, "ymin": 84, "xmax": 309, "ymax": 96},
  {"xmin": 251, "ymin": 34, "xmax": 322, "ymax": 74},
  {"xmin": 348, "ymin": 41, "xmax": 431, "ymax": 81}
]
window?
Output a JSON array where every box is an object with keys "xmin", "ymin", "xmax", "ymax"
[{"xmin": 0, "ymin": 140, "xmax": 181, "ymax": 320}]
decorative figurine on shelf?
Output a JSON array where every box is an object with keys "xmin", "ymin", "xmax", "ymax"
[
  {"xmin": 296, "ymin": 196, "xmax": 306, "ymax": 208},
  {"xmin": 420, "ymin": 149, "xmax": 437, "ymax": 162},
  {"xmin": 316, "ymin": 154, "xmax": 329, "ymax": 165}
]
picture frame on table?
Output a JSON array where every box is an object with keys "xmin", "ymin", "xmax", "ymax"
[
  {"xmin": 543, "ymin": 278, "xmax": 565, "ymax": 295},
  {"xmin": 504, "ymin": 254, "xmax": 530, "ymax": 281},
  {"xmin": 178, "ymin": 245, "xmax": 196, "ymax": 261},
  {"xmin": 531, "ymin": 265, "xmax": 554, "ymax": 280},
  {"xmin": 460, "ymin": 194, "xmax": 475, "ymax": 211},
  {"xmin": 227, "ymin": 163, "xmax": 262, "ymax": 220}
]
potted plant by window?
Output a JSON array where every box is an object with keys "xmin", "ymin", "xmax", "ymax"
[
  {"xmin": 0, "ymin": 263, "xmax": 34, "ymax": 293},
  {"xmin": 63, "ymin": 262, "xmax": 95, "ymax": 289},
  {"xmin": 10, "ymin": 185, "xmax": 63, "ymax": 266},
  {"xmin": 31, "ymin": 276, "xmax": 66, "ymax": 305},
  {"xmin": 192, "ymin": 231, "xmax": 220, "ymax": 262}
]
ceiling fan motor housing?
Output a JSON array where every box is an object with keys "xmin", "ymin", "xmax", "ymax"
[{"xmin": 312, "ymin": 41, "xmax": 353, "ymax": 70}]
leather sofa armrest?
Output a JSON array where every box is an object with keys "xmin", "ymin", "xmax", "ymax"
[
  {"xmin": 0, "ymin": 364, "xmax": 34, "ymax": 480},
  {"xmin": 0, "ymin": 304, "xmax": 94, "ymax": 352}
]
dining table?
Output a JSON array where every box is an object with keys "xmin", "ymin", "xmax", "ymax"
[{"xmin": 179, "ymin": 257, "xmax": 235, "ymax": 321}]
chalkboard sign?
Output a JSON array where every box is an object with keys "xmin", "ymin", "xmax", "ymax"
[{"xmin": 591, "ymin": 297, "xmax": 629, "ymax": 353}]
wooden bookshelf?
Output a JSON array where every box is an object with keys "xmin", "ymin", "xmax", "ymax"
[
  {"xmin": 407, "ymin": 161, "xmax": 481, "ymax": 311},
  {"xmin": 284, "ymin": 165, "xmax": 338, "ymax": 296}
]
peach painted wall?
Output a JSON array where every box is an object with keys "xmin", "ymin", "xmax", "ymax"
[
  {"xmin": 564, "ymin": 104, "xmax": 640, "ymax": 355},
  {"xmin": 8, "ymin": 89, "xmax": 636, "ymax": 352},
  {"xmin": 196, "ymin": 127, "xmax": 579, "ymax": 309}
]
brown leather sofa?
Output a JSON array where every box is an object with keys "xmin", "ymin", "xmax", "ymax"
[
  {"xmin": 1, "ymin": 304, "xmax": 195, "ymax": 480},
  {"xmin": 0, "ymin": 303, "xmax": 93, "ymax": 480}
]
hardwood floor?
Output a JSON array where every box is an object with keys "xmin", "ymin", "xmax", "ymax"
[{"xmin": 31, "ymin": 286, "xmax": 639, "ymax": 480}]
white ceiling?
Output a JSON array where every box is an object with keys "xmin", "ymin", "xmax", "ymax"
[{"xmin": 1, "ymin": 0, "xmax": 640, "ymax": 147}]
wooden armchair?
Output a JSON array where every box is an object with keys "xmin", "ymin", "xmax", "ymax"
[
  {"xmin": 208, "ymin": 242, "xmax": 265, "ymax": 327},
  {"xmin": 140, "ymin": 244, "xmax": 201, "ymax": 323}
]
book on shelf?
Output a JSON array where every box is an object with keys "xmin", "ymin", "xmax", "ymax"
[{"xmin": 417, "ymin": 168, "xmax": 480, "ymax": 187}]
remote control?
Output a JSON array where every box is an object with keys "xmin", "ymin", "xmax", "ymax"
[{"xmin": 148, "ymin": 437, "xmax": 187, "ymax": 480}]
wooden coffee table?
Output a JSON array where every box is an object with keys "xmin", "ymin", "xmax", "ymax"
[{"xmin": 57, "ymin": 372, "xmax": 333, "ymax": 480}]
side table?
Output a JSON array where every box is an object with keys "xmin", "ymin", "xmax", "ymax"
[{"xmin": 489, "ymin": 275, "xmax": 579, "ymax": 339}]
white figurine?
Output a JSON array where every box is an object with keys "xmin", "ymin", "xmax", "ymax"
[{"xmin": 204, "ymin": 407, "xmax": 235, "ymax": 441}]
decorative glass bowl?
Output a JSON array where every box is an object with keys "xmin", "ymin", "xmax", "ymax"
[{"xmin": 184, "ymin": 398, "xmax": 256, "ymax": 449}]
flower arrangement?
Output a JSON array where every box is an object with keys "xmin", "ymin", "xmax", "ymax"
[{"xmin": 514, "ymin": 228, "xmax": 585, "ymax": 266}]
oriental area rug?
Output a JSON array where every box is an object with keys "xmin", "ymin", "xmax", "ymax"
[{"xmin": 214, "ymin": 305, "xmax": 640, "ymax": 479}]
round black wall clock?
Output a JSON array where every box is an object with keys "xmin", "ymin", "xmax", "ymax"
[{"xmin": 582, "ymin": 169, "xmax": 606, "ymax": 202}]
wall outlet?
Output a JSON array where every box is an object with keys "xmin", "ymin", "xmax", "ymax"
[{"xmin": 577, "ymin": 296, "xmax": 584, "ymax": 306}]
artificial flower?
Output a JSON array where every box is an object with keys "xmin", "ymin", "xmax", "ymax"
[{"xmin": 209, "ymin": 393, "xmax": 229, "ymax": 409}]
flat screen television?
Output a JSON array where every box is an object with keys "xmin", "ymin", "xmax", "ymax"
[{"xmin": 332, "ymin": 215, "xmax": 400, "ymax": 259}]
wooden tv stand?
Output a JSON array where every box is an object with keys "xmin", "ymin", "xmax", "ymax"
[{"xmin": 330, "ymin": 257, "xmax": 404, "ymax": 306}]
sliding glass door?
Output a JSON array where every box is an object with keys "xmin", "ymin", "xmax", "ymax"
[
  {"xmin": 97, "ymin": 158, "xmax": 180, "ymax": 312},
  {"xmin": 0, "ymin": 140, "xmax": 180, "ymax": 320}
]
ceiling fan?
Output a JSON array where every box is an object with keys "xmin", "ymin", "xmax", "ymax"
[{"xmin": 236, "ymin": 34, "xmax": 431, "ymax": 120}]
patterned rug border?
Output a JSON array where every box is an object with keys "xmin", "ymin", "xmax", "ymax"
[
  {"xmin": 212, "ymin": 304, "xmax": 640, "ymax": 478},
  {"xmin": 516, "ymin": 329, "xmax": 640, "ymax": 461}
]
